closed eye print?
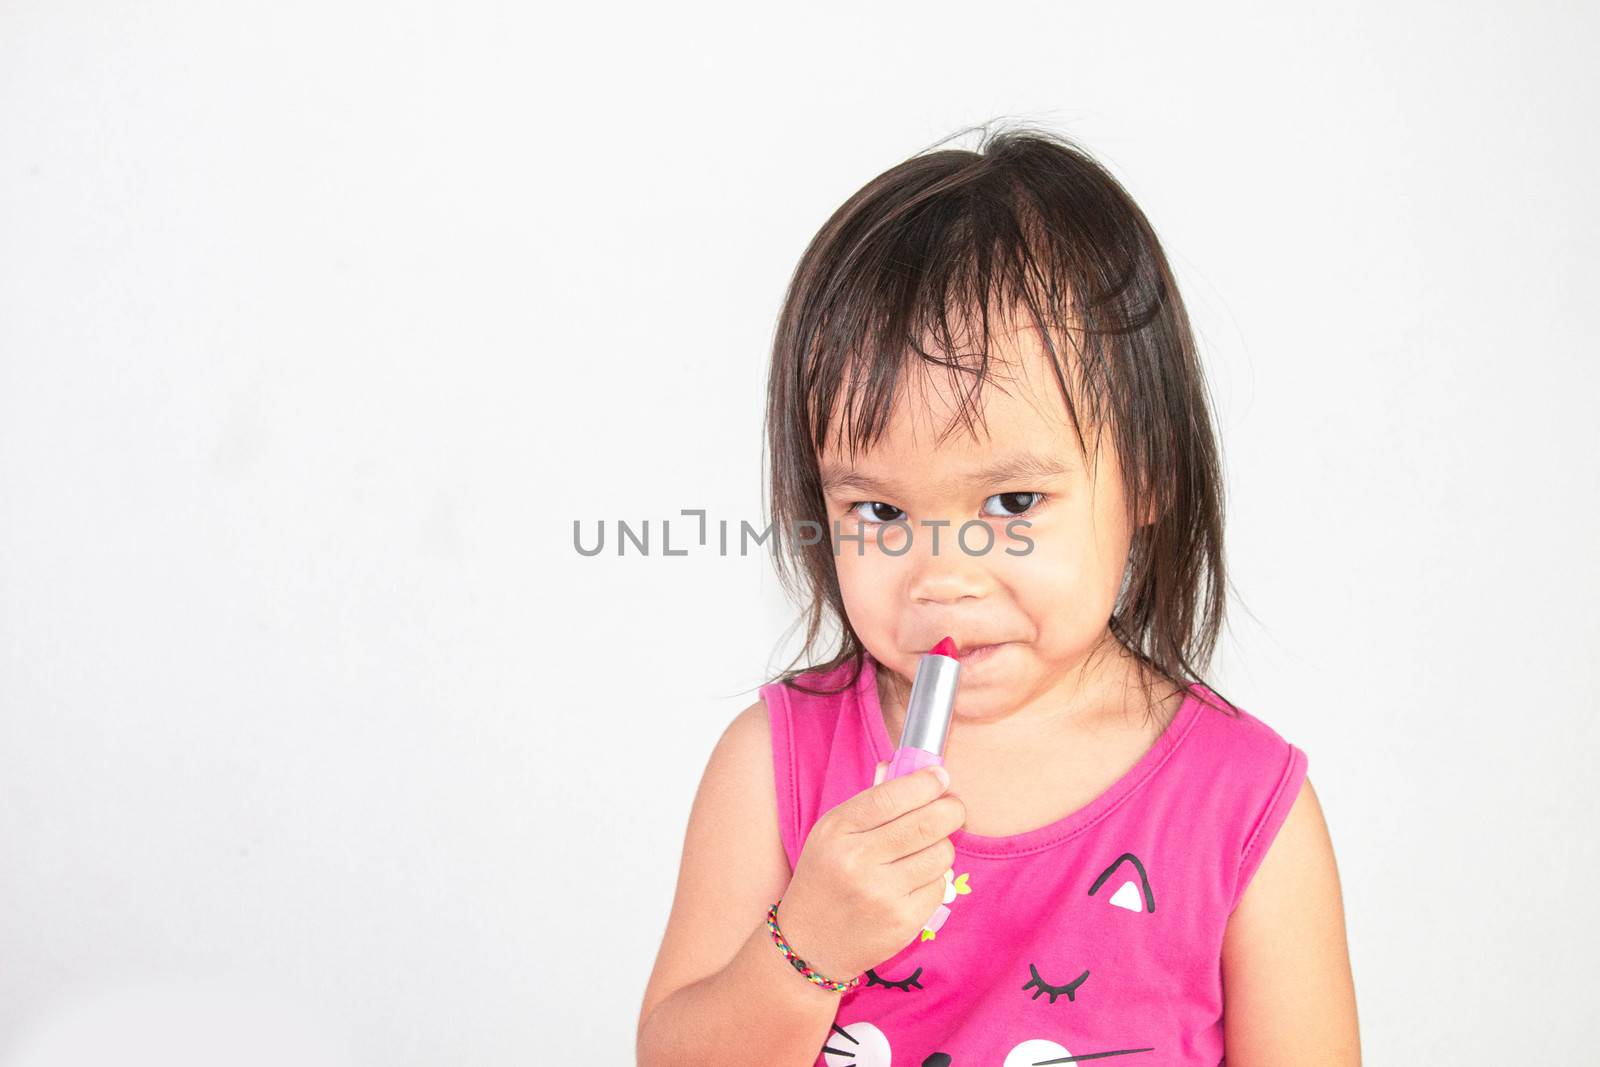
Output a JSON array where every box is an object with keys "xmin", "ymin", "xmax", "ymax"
[
  {"xmin": 864, "ymin": 964, "xmax": 924, "ymax": 992},
  {"xmin": 1020, "ymin": 962, "xmax": 1090, "ymax": 1004}
]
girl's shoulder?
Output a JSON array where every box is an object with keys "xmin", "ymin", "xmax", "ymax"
[
  {"xmin": 755, "ymin": 656, "xmax": 867, "ymax": 740},
  {"xmin": 1181, "ymin": 680, "xmax": 1308, "ymax": 778},
  {"xmin": 1174, "ymin": 682, "xmax": 1311, "ymax": 909}
]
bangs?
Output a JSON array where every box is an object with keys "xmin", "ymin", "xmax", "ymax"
[{"xmin": 795, "ymin": 140, "xmax": 1172, "ymax": 468}]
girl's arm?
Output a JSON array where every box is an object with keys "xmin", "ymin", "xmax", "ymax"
[
  {"xmin": 636, "ymin": 699, "xmax": 842, "ymax": 1066},
  {"xmin": 1221, "ymin": 777, "xmax": 1362, "ymax": 1065}
]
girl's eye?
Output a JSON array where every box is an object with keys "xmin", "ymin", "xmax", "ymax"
[
  {"xmin": 981, "ymin": 491, "xmax": 1044, "ymax": 517},
  {"xmin": 847, "ymin": 494, "xmax": 1045, "ymax": 523},
  {"xmin": 848, "ymin": 501, "xmax": 906, "ymax": 524}
]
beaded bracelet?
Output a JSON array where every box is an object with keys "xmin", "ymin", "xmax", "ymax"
[{"xmin": 765, "ymin": 898, "xmax": 861, "ymax": 993}]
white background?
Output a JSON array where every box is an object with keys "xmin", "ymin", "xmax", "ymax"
[{"xmin": 2, "ymin": 1, "xmax": 1595, "ymax": 1062}]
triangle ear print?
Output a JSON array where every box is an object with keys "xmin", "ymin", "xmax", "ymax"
[
  {"xmin": 1108, "ymin": 879, "xmax": 1144, "ymax": 912},
  {"xmin": 1088, "ymin": 852, "xmax": 1156, "ymax": 913}
]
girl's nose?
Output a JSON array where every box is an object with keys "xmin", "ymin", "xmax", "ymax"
[{"xmin": 907, "ymin": 537, "xmax": 994, "ymax": 605}]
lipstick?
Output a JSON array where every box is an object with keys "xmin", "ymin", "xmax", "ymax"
[{"xmin": 884, "ymin": 636, "xmax": 962, "ymax": 781}]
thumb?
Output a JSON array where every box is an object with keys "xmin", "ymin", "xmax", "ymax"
[{"xmin": 872, "ymin": 760, "xmax": 889, "ymax": 786}]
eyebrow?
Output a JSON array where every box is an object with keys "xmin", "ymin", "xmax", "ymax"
[{"xmin": 818, "ymin": 452, "xmax": 1071, "ymax": 497}]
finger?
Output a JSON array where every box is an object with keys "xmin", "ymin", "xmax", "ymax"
[
  {"xmin": 872, "ymin": 760, "xmax": 888, "ymax": 786},
  {"xmin": 862, "ymin": 794, "xmax": 966, "ymax": 861},
  {"xmin": 841, "ymin": 765, "xmax": 950, "ymax": 832}
]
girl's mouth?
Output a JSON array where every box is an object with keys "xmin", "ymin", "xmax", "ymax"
[{"xmin": 958, "ymin": 642, "xmax": 1009, "ymax": 663}]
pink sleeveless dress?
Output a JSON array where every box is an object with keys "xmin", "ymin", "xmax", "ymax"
[{"xmin": 758, "ymin": 650, "xmax": 1308, "ymax": 1067}]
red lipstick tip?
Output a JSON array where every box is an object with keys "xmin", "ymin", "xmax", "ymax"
[{"xmin": 929, "ymin": 636, "xmax": 959, "ymax": 659}]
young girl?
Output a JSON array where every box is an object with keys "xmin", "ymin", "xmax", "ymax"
[{"xmin": 636, "ymin": 127, "xmax": 1360, "ymax": 1066}]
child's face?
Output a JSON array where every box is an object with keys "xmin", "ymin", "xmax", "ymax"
[{"xmin": 818, "ymin": 325, "xmax": 1148, "ymax": 719}]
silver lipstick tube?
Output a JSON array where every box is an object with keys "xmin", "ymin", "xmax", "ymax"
[{"xmin": 897, "ymin": 650, "xmax": 961, "ymax": 754}]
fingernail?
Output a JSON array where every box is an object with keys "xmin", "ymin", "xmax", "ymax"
[{"xmin": 932, "ymin": 766, "xmax": 950, "ymax": 790}]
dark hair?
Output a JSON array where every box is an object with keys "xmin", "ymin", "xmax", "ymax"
[{"xmin": 761, "ymin": 122, "xmax": 1240, "ymax": 722}]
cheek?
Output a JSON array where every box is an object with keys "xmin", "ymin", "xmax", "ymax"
[
  {"xmin": 1004, "ymin": 520, "xmax": 1126, "ymax": 615},
  {"xmin": 1004, "ymin": 544, "xmax": 1086, "ymax": 614},
  {"xmin": 833, "ymin": 550, "xmax": 898, "ymax": 635}
]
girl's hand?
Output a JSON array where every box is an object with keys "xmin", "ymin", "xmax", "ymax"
[{"xmin": 774, "ymin": 761, "xmax": 965, "ymax": 981}]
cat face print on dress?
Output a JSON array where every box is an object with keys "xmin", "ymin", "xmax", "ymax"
[{"xmin": 821, "ymin": 852, "xmax": 1159, "ymax": 1066}]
